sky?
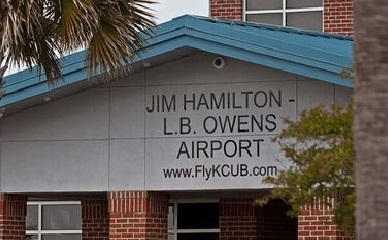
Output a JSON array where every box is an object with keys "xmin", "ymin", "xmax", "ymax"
[
  {"xmin": 154, "ymin": 0, "xmax": 209, "ymax": 23},
  {"xmin": 5, "ymin": 0, "xmax": 209, "ymax": 76}
]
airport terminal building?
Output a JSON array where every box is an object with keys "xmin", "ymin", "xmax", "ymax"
[{"xmin": 0, "ymin": 2, "xmax": 354, "ymax": 240}]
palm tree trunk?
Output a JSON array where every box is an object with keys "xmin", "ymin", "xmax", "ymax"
[{"xmin": 354, "ymin": 1, "xmax": 388, "ymax": 239}]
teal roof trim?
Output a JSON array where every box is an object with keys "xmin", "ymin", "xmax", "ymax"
[{"xmin": 1, "ymin": 15, "xmax": 353, "ymax": 107}]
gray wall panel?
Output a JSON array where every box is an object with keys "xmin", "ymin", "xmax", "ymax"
[
  {"xmin": 146, "ymin": 52, "xmax": 296, "ymax": 86},
  {"xmin": 109, "ymin": 139, "xmax": 145, "ymax": 190},
  {"xmin": 145, "ymin": 81, "xmax": 297, "ymax": 138},
  {"xmin": 2, "ymin": 88, "xmax": 109, "ymax": 141},
  {"xmin": 1, "ymin": 141, "xmax": 109, "ymax": 192},
  {"xmin": 110, "ymin": 87, "xmax": 145, "ymax": 139},
  {"xmin": 297, "ymin": 80, "xmax": 334, "ymax": 114},
  {"xmin": 335, "ymin": 85, "xmax": 353, "ymax": 106},
  {"xmin": 110, "ymin": 71, "xmax": 145, "ymax": 87},
  {"xmin": 144, "ymin": 136, "xmax": 286, "ymax": 190},
  {"xmin": 0, "ymin": 52, "xmax": 353, "ymax": 193}
]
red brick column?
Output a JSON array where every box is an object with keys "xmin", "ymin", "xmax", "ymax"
[
  {"xmin": 108, "ymin": 191, "xmax": 169, "ymax": 240},
  {"xmin": 82, "ymin": 199, "xmax": 109, "ymax": 240},
  {"xmin": 324, "ymin": 0, "xmax": 354, "ymax": 36},
  {"xmin": 220, "ymin": 198, "xmax": 257, "ymax": 240},
  {"xmin": 0, "ymin": 194, "xmax": 27, "ymax": 240},
  {"xmin": 298, "ymin": 199, "xmax": 354, "ymax": 240},
  {"xmin": 210, "ymin": 0, "xmax": 243, "ymax": 20}
]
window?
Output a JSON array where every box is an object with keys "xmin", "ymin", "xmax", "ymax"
[
  {"xmin": 244, "ymin": 0, "xmax": 323, "ymax": 31},
  {"xmin": 26, "ymin": 201, "xmax": 82, "ymax": 240},
  {"xmin": 168, "ymin": 202, "xmax": 219, "ymax": 240}
]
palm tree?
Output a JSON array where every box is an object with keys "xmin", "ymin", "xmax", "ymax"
[
  {"xmin": 354, "ymin": 0, "xmax": 388, "ymax": 239},
  {"xmin": 0, "ymin": 0, "xmax": 155, "ymax": 85}
]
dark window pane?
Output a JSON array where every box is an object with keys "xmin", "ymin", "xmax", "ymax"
[
  {"xmin": 287, "ymin": 0, "xmax": 322, "ymax": 9},
  {"xmin": 177, "ymin": 203, "xmax": 219, "ymax": 229},
  {"xmin": 42, "ymin": 205, "xmax": 81, "ymax": 230},
  {"xmin": 246, "ymin": 0, "xmax": 282, "ymax": 11},
  {"xmin": 246, "ymin": 13, "xmax": 283, "ymax": 25},
  {"xmin": 26, "ymin": 205, "xmax": 38, "ymax": 230},
  {"xmin": 178, "ymin": 233, "xmax": 219, "ymax": 240},
  {"xmin": 42, "ymin": 234, "xmax": 81, "ymax": 240},
  {"xmin": 287, "ymin": 11, "xmax": 323, "ymax": 31}
]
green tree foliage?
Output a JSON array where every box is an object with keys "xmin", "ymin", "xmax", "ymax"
[
  {"xmin": 0, "ymin": 0, "xmax": 155, "ymax": 83},
  {"xmin": 259, "ymin": 104, "xmax": 355, "ymax": 234}
]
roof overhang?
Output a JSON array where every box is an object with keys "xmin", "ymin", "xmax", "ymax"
[{"xmin": 1, "ymin": 15, "xmax": 354, "ymax": 111}]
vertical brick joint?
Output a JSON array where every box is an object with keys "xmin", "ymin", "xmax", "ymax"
[
  {"xmin": 298, "ymin": 197, "xmax": 354, "ymax": 240},
  {"xmin": 0, "ymin": 194, "xmax": 27, "ymax": 240},
  {"xmin": 82, "ymin": 199, "xmax": 109, "ymax": 240},
  {"xmin": 220, "ymin": 198, "xmax": 258, "ymax": 240},
  {"xmin": 108, "ymin": 191, "xmax": 169, "ymax": 240}
]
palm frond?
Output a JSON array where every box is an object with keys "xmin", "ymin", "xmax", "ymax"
[
  {"xmin": 1, "ymin": 0, "xmax": 156, "ymax": 83},
  {"xmin": 87, "ymin": 0, "xmax": 156, "ymax": 77},
  {"xmin": 2, "ymin": 0, "xmax": 62, "ymax": 82}
]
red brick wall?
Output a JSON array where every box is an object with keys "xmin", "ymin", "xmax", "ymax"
[
  {"xmin": 220, "ymin": 198, "xmax": 257, "ymax": 240},
  {"xmin": 210, "ymin": 0, "xmax": 243, "ymax": 20},
  {"xmin": 324, "ymin": 0, "xmax": 354, "ymax": 36},
  {"xmin": 0, "ymin": 194, "xmax": 27, "ymax": 240},
  {"xmin": 108, "ymin": 191, "xmax": 169, "ymax": 240},
  {"xmin": 298, "ymin": 198, "xmax": 354, "ymax": 240},
  {"xmin": 82, "ymin": 199, "xmax": 109, "ymax": 240}
]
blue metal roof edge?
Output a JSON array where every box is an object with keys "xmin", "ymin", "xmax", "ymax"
[{"xmin": 1, "ymin": 15, "xmax": 354, "ymax": 107}]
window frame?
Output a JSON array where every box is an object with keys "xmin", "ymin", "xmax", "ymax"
[
  {"xmin": 243, "ymin": 0, "xmax": 324, "ymax": 30},
  {"xmin": 26, "ymin": 201, "xmax": 82, "ymax": 240}
]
